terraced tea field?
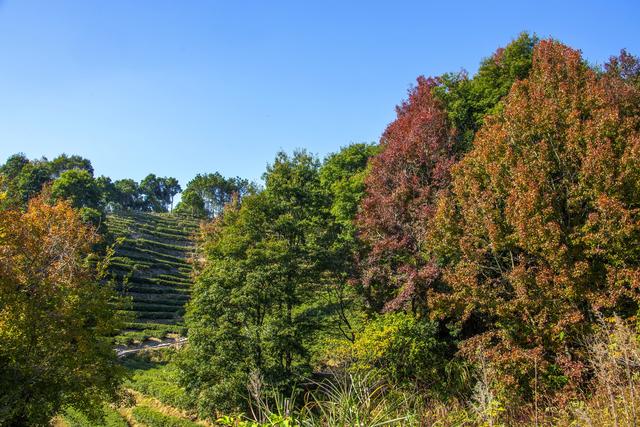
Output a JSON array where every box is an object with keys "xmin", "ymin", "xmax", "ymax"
[{"xmin": 105, "ymin": 212, "xmax": 200, "ymax": 345}]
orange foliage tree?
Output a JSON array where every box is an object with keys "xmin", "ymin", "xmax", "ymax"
[
  {"xmin": 429, "ymin": 40, "xmax": 640, "ymax": 402},
  {"xmin": 0, "ymin": 192, "xmax": 122, "ymax": 425}
]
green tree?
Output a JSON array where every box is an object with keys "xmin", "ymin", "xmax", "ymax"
[
  {"xmin": 48, "ymin": 153, "xmax": 94, "ymax": 178},
  {"xmin": 0, "ymin": 192, "xmax": 123, "ymax": 426},
  {"xmin": 1, "ymin": 153, "xmax": 95, "ymax": 210},
  {"xmin": 95, "ymin": 175, "xmax": 119, "ymax": 211},
  {"xmin": 318, "ymin": 143, "xmax": 379, "ymax": 342},
  {"xmin": 164, "ymin": 177, "xmax": 182, "ymax": 211},
  {"xmin": 0, "ymin": 157, "xmax": 50, "ymax": 207},
  {"xmin": 320, "ymin": 143, "xmax": 379, "ymax": 235},
  {"xmin": 0, "ymin": 153, "xmax": 31, "ymax": 208},
  {"xmin": 176, "ymin": 190, "xmax": 206, "ymax": 217},
  {"xmin": 433, "ymin": 32, "xmax": 537, "ymax": 151},
  {"xmin": 12, "ymin": 161, "xmax": 51, "ymax": 205},
  {"xmin": 0, "ymin": 153, "xmax": 30, "ymax": 181},
  {"xmin": 180, "ymin": 151, "xmax": 329, "ymax": 415},
  {"xmin": 113, "ymin": 178, "xmax": 141, "ymax": 211},
  {"xmin": 176, "ymin": 173, "xmax": 250, "ymax": 218},
  {"xmin": 51, "ymin": 169, "xmax": 100, "ymax": 209},
  {"xmin": 140, "ymin": 173, "xmax": 167, "ymax": 212}
]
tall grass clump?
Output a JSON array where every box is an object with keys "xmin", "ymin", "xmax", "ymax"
[
  {"xmin": 557, "ymin": 315, "xmax": 640, "ymax": 427},
  {"xmin": 300, "ymin": 372, "xmax": 415, "ymax": 426}
]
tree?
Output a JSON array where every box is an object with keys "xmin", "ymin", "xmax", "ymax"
[
  {"xmin": 113, "ymin": 178, "xmax": 141, "ymax": 211},
  {"xmin": 164, "ymin": 177, "xmax": 182, "ymax": 211},
  {"xmin": 48, "ymin": 154, "xmax": 94, "ymax": 178},
  {"xmin": 95, "ymin": 175, "xmax": 119, "ymax": 212},
  {"xmin": 429, "ymin": 40, "xmax": 640, "ymax": 403},
  {"xmin": 176, "ymin": 190, "xmax": 206, "ymax": 217},
  {"xmin": 0, "ymin": 153, "xmax": 180, "ymax": 214},
  {"xmin": 140, "ymin": 173, "xmax": 166, "ymax": 212},
  {"xmin": 0, "ymin": 153, "xmax": 31, "ymax": 208},
  {"xmin": 176, "ymin": 173, "xmax": 250, "ymax": 218},
  {"xmin": 0, "ymin": 153, "xmax": 30, "ymax": 181},
  {"xmin": 0, "ymin": 157, "xmax": 51, "ymax": 208},
  {"xmin": 12, "ymin": 161, "xmax": 51, "ymax": 205},
  {"xmin": 0, "ymin": 192, "xmax": 123, "ymax": 425},
  {"xmin": 180, "ymin": 151, "xmax": 329, "ymax": 415},
  {"xmin": 51, "ymin": 169, "xmax": 100, "ymax": 209},
  {"xmin": 357, "ymin": 76, "xmax": 456, "ymax": 313},
  {"xmin": 319, "ymin": 143, "xmax": 379, "ymax": 341},
  {"xmin": 433, "ymin": 32, "xmax": 537, "ymax": 151},
  {"xmin": 604, "ymin": 48, "xmax": 640, "ymax": 88},
  {"xmin": 320, "ymin": 143, "xmax": 380, "ymax": 235}
]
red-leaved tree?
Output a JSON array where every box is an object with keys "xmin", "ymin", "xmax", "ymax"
[{"xmin": 357, "ymin": 76, "xmax": 456, "ymax": 313}]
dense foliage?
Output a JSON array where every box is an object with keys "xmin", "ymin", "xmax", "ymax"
[
  {"xmin": 0, "ymin": 192, "xmax": 123, "ymax": 426},
  {"xmin": 175, "ymin": 172, "xmax": 251, "ymax": 218},
  {"xmin": 179, "ymin": 151, "xmax": 331, "ymax": 414},
  {"xmin": 0, "ymin": 152, "xmax": 248, "ymax": 217},
  {"xmin": 357, "ymin": 76, "xmax": 456, "ymax": 313},
  {"xmin": 179, "ymin": 34, "xmax": 640, "ymax": 424},
  {"xmin": 433, "ymin": 32, "xmax": 537, "ymax": 151},
  {"xmin": 0, "ymin": 153, "xmax": 182, "ymax": 213},
  {"xmin": 429, "ymin": 40, "xmax": 640, "ymax": 403}
]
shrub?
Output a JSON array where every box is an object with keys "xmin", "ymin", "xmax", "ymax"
[
  {"xmin": 61, "ymin": 405, "xmax": 127, "ymax": 427},
  {"xmin": 301, "ymin": 372, "xmax": 416, "ymax": 426},
  {"xmin": 128, "ymin": 364, "xmax": 193, "ymax": 411},
  {"xmin": 131, "ymin": 405, "xmax": 199, "ymax": 427},
  {"xmin": 329, "ymin": 312, "xmax": 468, "ymax": 398}
]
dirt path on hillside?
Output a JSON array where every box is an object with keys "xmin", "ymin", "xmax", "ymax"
[{"xmin": 115, "ymin": 337, "xmax": 187, "ymax": 358}]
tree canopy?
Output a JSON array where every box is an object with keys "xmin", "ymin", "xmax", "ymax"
[
  {"xmin": 429, "ymin": 40, "xmax": 640, "ymax": 403},
  {"xmin": 4, "ymin": 32, "xmax": 640, "ymax": 426},
  {"xmin": 176, "ymin": 172, "xmax": 251, "ymax": 218},
  {"xmin": 357, "ymin": 76, "xmax": 456, "ymax": 313},
  {"xmin": 180, "ymin": 151, "xmax": 330, "ymax": 414},
  {"xmin": 0, "ymin": 192, "xmax": 123, "ymax": 425}
]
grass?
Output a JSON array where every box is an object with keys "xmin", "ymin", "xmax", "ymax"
[
  {"xmin": 132, "ymin": 405, "xmax": 200, "ymax": 427},
  {"xmin": 59, "ymin": 336, "xmax": 640, "ymax": 427},
  {"xmin": 113, "ymin": 350, "xmax": 212, "ymax": 427},
  {"xmin": 58, "ymin": 405, "xmax": 128, "ymax": 427},
  {"xmin": 124, "ymin": 357, "xmax": 193, "ymax": 412}
]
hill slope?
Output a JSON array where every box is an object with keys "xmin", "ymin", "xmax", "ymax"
[{"xmin": 105, "ymin": 212, "xmax": 199, "ymax": 345}]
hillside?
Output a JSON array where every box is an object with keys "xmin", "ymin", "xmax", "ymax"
[{"xmin": 105, "ymin": 211, "xmax": 200, "ymax": 345}]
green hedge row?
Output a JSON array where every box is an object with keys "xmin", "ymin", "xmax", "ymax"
[
  {"xmin": 131, "ymin": 405, "xmax": 199, "ymax": 427},
  {"xmin": 61, "ymin": 406, "xmax": 127, "ymax": 427}
]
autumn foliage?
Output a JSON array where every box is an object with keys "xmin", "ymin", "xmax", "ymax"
[
  {"xmin": 0, "ymin": 192, "xmax": 122, "ymax": 425},
  {"xmin": 357, "ymin": 76, "xmax": 456, "ymax": 313},
  {"xmin": 352, "ymin": 36, "xmax": 640, "ymax": 416},
  {"xmin": 428, "ymin": 40, "xmax": 640, "ymax": 402}
]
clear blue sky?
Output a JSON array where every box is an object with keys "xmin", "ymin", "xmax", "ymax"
[{"xmin": 0, "ymin": 1, "xmax": 638, "ymax": 187}]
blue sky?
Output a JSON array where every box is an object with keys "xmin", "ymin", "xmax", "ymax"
[{"xmin": 0, "ymin": 1, "xmax": 638, "ymax": 187}]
